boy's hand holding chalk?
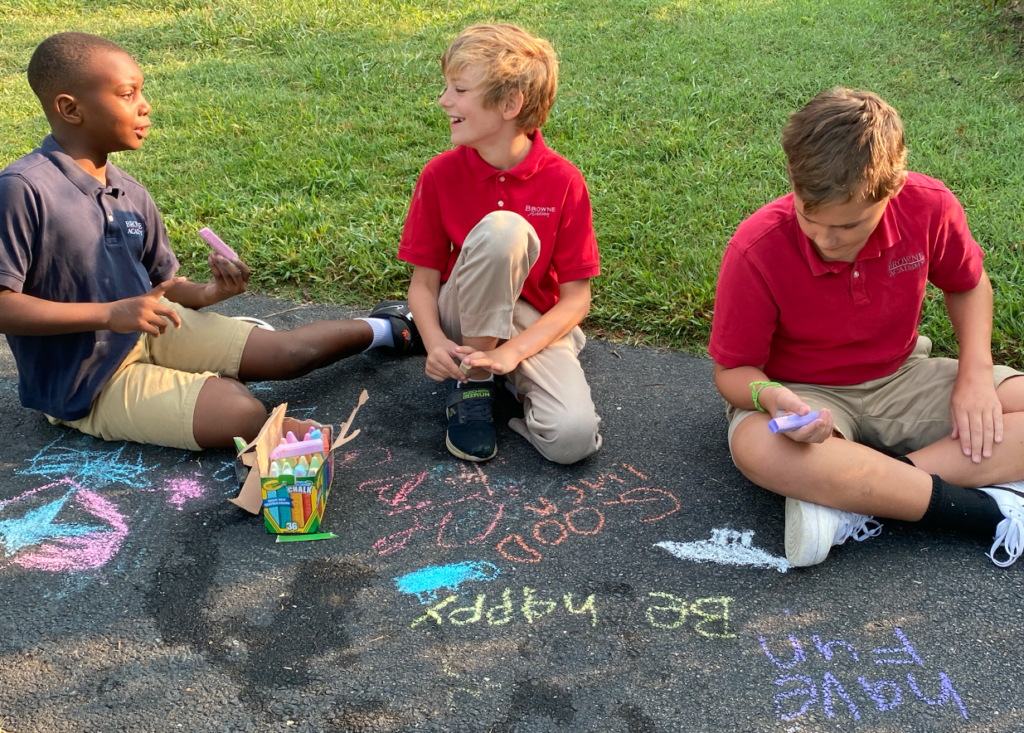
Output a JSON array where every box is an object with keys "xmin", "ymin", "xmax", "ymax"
[
  {"xmin": 199, "ymin": 227, "xmax": 250, "ymax": 302},
  {"xmin": 768, "ymin": 410, "xmax": 820, "ymax": 434}
]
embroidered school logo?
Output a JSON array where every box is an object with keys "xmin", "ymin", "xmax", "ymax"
[
  {"xmin": 525, "ymin": 204, "xmax": 556, "ymax": 218},
  {"xmin": 889, "ymin": 253, "xmax": 925, "ymax": 276},
  {"xmin": 124, "ymin": 219, "xmax": 144, "ymax": 237}
]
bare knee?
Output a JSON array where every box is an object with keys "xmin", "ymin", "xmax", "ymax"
[
  {"xmin": 731, "ymin": 418, "xmax": 784, "ymax": 486},
  {"xmin": 193, "ymin": 378, "xmax": 267, "ymax": 448}
]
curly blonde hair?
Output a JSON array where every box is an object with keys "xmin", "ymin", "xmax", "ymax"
[
  {"xmin": 782, "ymin": 88, "xmax": 907, "ymax": 212},
  {"xmin": 441, "ymin": 24, "xmax": 559, "ymax": 134}
]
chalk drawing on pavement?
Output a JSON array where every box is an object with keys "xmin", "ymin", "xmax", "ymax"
[
  {"xmin": 346, "ymin": 449, "xmax": 681, "ymax": 565},
  {"xmin": 497, "ymin": 465, "xmax": 681, "ymax": 564},
  {"xmin": 394, "ymin": 561, "xmax": 500, "ymax": 603},
  {"xmin": 656, "ymin": 529, "xmax": 791, "ymax": 573},
  {"xmin": 18, "ymin": 434, "xmax": 159, "ymax": 489},
  {"xmin": 0, "ymin": 478, "xmax": 128, "ymax": 572},
  {"xmin": 759, "ymin": 621, "xmax": 968, "ymax": 725},
  {"xmin": 162, "ymin": 473, "xmax": 208, "ymax": 510}
]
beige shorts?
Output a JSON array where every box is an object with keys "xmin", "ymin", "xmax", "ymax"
[
  {"xmin": 47, "ymin": 299, "xmax": 255, "ymax": 450},
  {"xmin": 726, "ymin": 336, "xmax": 1023, "ymax": 456}
]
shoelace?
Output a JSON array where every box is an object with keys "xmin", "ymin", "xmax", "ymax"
[
  {"xmin": 834, "ymin": 513, "xmax": 882, "ymax": 545},
  {"xmin": 457, "ymin": 392, "xmax": 494, "ymax": 423},
  {"xmin": 989, "ymin": 505, "xmax": 1024, "ymax": 568}
]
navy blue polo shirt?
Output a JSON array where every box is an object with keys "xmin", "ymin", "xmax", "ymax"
[{"xmin": 0, "ymin": 135, "xmax": 179, "ymax": 420}]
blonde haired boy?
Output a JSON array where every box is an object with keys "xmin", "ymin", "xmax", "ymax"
[
  {"xmin": 710, "ymin": 88, "xmax": 1024, "ymax": 568},
  {"xmin": 397, "ymin": 24, "xmax": 602, "ymax": 463}
]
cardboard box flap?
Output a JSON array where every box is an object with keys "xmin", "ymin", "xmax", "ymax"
[
  {"xmin": 332, "ymin": 389, "xmax": 369, "ymax": 450},
  {"xmin": 229, "ymin": 466, "xmax": 265, "ymax": 514}
]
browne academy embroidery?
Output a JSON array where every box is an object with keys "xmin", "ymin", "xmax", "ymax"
[
  {"xmin": 525, "ymin": 204, "xmax": 556, "ymax": 218},
  {"xmin": 888, "ymin": 253, "xmax": 925, "ymax": 276}
]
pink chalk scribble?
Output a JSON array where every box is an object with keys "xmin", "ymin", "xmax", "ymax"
[
  {"xmin": 365, "ymin": 464, "xmax": 506, "ymax": 556},
  {"xmin": 163, "ymin": 474, "xmax": 207, "ymax": 510},
  {"xmin": 2, "ymin": 479, "xmax": 129, "ymax": 573}
]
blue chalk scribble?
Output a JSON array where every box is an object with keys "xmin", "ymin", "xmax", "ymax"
[
  {"xmin": 19, "ymin": 435, "xmax": 159, "ymax": 488},
  {"xmin": 395, "ymin": 561, "xmax": 500, "ymax": 603},
  {"xmin": 0, "ymin": 488, "xmax": 102, "ymax": 555}
]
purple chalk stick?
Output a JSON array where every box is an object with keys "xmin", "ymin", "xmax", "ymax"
[{"xmin": 768, "ymin": 411, "xmax": 820, "ymax": 434}]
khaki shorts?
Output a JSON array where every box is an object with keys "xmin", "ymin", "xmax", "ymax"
[
  {"xmin": 726, "ymin": 336, "xmax": 1023, "ymax": 456},
  {"xmin": 47, "ymin": 299, "xmax": 255, "ymax": 450}
]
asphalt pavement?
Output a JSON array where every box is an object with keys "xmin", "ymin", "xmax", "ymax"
[{"xmin": 0, "ymin": 293, "xmax": 1019, "ymax": 733}]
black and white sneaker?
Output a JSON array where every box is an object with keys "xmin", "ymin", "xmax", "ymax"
[
  {"xmin": 369, "ymin": 300, "xmax": 423, "ymax": 356},
  {"xmin": 978, "ymin": 482, "xmax": 1024, "ymax": 567},
  {"xmin": 445, "ymin": 382, "xmax": 498, "ymax": 462}
]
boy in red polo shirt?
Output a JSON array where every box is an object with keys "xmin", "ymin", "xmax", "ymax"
[
  {"xmin": 710, "ymin": 88, "xmax": 1024, "ymax": 568},
  {"xmin": 398, "ymin": 24, "xmax": 602, "ymax": 464}
]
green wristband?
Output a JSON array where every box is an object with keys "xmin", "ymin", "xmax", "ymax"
[{"xmin": 750, "ymin": 381, "xmax": 782, "ymax": 413}]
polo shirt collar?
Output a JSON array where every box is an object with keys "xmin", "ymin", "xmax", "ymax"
[
  {"xmin": 40, "ymin": 134, "xmax": 121, "ymax": 198},
  {"xmin": 794, "ymin": 195, "xmax": 902, "ymax": 276},
  {"xmin": 465, "ymin": 129, "xmax": 549, "ymax": 182}
]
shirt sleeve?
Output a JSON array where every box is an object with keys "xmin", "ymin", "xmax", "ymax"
[
  {"xmin": 927, "ymin": 188, "xmax": 984, "ymax": 293},
  {"xmin": 139, "ymin": 191, "xmax": 179, "ymax": 285},
  {"xmin": 552, "ymin": 173, "xmax": 600, "ymax": 283},
  {"xmin": 0, "ymin": 175, "xmax": 39, "ymax": 294},
  {"xmin": 397, "ymin": 164, "xmax": 452, "ymax": 271},
  {"xmin": 708, "ymin": 244, "xmax": 779, "ymax": 368}
]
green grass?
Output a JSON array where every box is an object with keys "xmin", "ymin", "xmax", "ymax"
[{"xmin": 2, "ymin": 0, "xmax": 1024, "ymax": 364}]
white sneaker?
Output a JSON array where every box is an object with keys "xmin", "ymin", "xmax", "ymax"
[
  {"xmin": 978, "ymin": 482, "xmax": 1024, "ymax": 568},
  {"xmin": 784, "ymin": 498, "xmax": 882, "ymax": 567}
]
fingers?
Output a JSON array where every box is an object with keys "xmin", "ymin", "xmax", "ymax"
[
  {"xmin": 155, "ymin": 302, "xmax": 182, "ymax": 330},
  {"xmin": 425, "ymin": 347, "xmax": 465, "ymax": 382},
  {"xmin": 149, "ymin": 276, "xmax": 184, "ymax": 296},
  {"xmin": 210, "ymin": 254, "xmax": 247, "ymax": 292},
  {"xmin": 782, "ymin": 408, "xmax": 834, "ymax": 444}
]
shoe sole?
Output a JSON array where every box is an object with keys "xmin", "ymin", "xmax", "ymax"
[
  {"xmin": 784, "ymin": 498, "xmax": 836, "ymax": 567},
  {"xmin": 445, "ymin": 434, "xmax": 497, "ymax": 462}
]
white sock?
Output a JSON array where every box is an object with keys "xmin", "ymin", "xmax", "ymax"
[
  {"xmin": 459, "ymin": 374, "xmax": 494, "ymax": 387},
  {"xmin": 357, "ymin": 317, "xmax": 394, "ymax": 350}
]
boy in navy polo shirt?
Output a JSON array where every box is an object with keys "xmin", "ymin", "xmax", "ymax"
[
  {"xmin": 399, "ymin": 24, "xmax": 602, "ymax": 464},
  {"xmin": 710, "ymin": 88, "xmax": 1024, "ymax": 568},
  {"xmin": 0, "ymin": 33, "xmax": 419, "ymax": 451}
]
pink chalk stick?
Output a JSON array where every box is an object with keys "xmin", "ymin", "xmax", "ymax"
[
  {"xmin": 270, "ymin": 438, "xmax": 326, "ymax": 461},
  {"xmin": 199, "ymin": 227, "xmax": 239, "ymax": 260}
]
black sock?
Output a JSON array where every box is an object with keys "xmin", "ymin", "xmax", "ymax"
[{"xmin": 918, "ymin": 475, "xmax": 1004, "ymax": 537}]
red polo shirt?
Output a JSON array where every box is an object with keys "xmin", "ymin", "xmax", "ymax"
[
  {"xmin": 398, "ymin": 130, "xmax": 600, "ymax": 314},
  {"xmin": 709, "ymin": 172, "xmax": 984, "ymax": 386}
]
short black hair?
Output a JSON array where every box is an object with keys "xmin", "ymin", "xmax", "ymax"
[{"xmin": 27, "ymin": 32, "xmax": 129, "ymax": 107}]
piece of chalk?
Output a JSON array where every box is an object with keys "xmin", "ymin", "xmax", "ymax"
[
  {"xmin": 768, "ymin": 411, "xmax": 820, "ymax": 434},
  {"xmin": 199, "ymin": 227, "xmax": 239, "ymax": 260},
  {"xmin": 270, "ymin": 438, "xmax": 327, "ymax": 461},
  {"xmin": 276, "ymin": 532, "xmax": 337, "ymax": 543},
  {"xmin": 459, "ymin": 360, "xmax": 473, "ymax": 376}
]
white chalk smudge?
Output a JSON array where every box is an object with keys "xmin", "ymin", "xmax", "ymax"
[{"xmin": 656, "ymin": 528, "xmax": 791, "ymax": 573}]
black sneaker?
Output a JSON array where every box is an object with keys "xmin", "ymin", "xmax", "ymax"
[
  {"xmin": 369, "ymin": 300, "xmax": 423, "ymax": 356},
  {"xmin": 445, "ymin": 382, "xmax": 498, "ymax": 462}
]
